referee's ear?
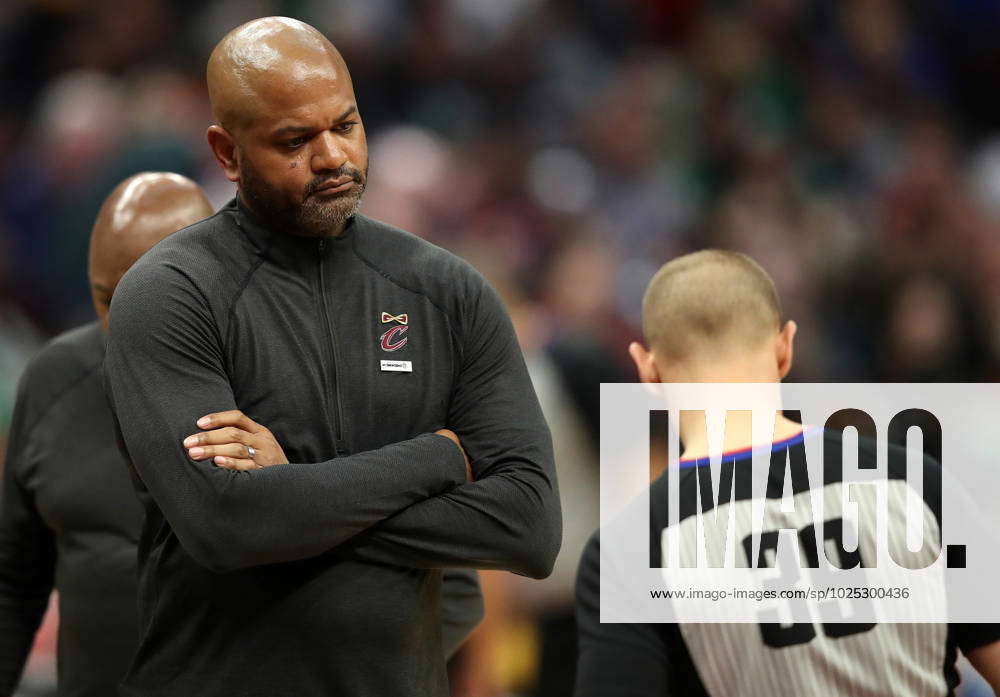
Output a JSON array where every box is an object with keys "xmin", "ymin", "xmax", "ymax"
[
  {"xmin": 776, "ymin": 320, "xmax": 797, "ymax": 380},
  {"xmin": 629, "ymin": 341, "xmax": 662, "ymax": 384}
]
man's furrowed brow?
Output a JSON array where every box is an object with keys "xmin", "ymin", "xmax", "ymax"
[
  {"xmin": 271, "ymin": 107, "xmax": 357, "ymax": 138},
  {"xmin": 272, "ymin": 124, "xmax": 314, "ymax": 138},
  {"xmin": 335, "ymin": 105, "xmax": 358, "ymax": 122}
]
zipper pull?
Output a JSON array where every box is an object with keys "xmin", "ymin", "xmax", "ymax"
[
  {"xmin": 334, "ymin": 439, "xmax": 348, "ymax": 457},
  {"xmin": 318, "ymin": 238, "xmax": 327, "ymax": 255}
]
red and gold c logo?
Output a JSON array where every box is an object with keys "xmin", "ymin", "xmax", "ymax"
[{"xmin": 380, "ymin": 326, "xmax": 409, "ymax": 352}]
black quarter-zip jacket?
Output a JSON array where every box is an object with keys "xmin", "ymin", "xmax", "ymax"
[
  {"xmin": 104, "ymin": 198, "xmax": 561, "ymax": 696},
  {"xmin": 0, "ymin": 323, "xmax": 141, "ymax": 697},
  {"xmin": 0, "ymin": 324, "xmax": 482, "ymax": 697}
]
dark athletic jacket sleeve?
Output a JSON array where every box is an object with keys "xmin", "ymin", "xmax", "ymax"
[
  {"xmin": 575, "ymin": 532, "xmax": 671, "ymax": 697},
  {"xmin": 345, "ymin": 279, "xmax": 562, "ymax": 579},
  {"xmin": 441, "ymin": 569, "xmax": 484, "ymax": 658},
  {"xmin": 0, "ymin": 367, "xmax": 56, "ymax": 695},
  {"xmin": 105, "ymin": 261, "xmax": 468, "ymax": 574}
]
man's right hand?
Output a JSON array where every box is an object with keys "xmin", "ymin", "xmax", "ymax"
[{"xmin": 435, "ymin": 428, "xmax": 472, "ymax": 481}]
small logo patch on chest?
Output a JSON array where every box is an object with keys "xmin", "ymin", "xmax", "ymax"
[
  {"xmin": 380, "ymin": 325, "xmax": 409, "ymax": 351},
  {"xmin": 380, "ymin": 359, "xmax": 412, "ymax": 372}
]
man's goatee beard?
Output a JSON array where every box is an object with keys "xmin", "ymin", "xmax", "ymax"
[
  {"xmin": 239, "ymin": 159, "xmax": 367, "ymax": 237},
  {"xmin": 296, "ymin": 188, "xmax": 365, "ymax": 235}
]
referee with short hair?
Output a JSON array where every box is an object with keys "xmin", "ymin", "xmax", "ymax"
[{"xmin": 575, "ymin": 250, "xmax": 1000, "ymax": 696}]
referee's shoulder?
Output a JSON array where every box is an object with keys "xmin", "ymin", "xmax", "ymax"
[{"xmin": 575, "ymin": 529, "xmax": 601, "ymax": 614}]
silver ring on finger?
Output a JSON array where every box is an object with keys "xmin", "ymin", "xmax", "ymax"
[{"xmin": 246, "ymin": 445, "xmax": 256, "ymax": 461}]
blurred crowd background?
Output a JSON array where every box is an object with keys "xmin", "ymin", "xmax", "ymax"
[{"xmin": 3, "ymin": 0, "xmax": 1000, "ymax": 695}]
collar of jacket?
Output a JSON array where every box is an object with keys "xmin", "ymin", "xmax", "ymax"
[{"xmin": 226, "ymin": 195, "xmax": 357, "ymax": 270}]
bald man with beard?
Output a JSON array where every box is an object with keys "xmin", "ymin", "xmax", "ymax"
[
  {"xmin": 104, "ymin": 16, "xmax": 560, "ymax": 697},
  {"xmin": 0, "ymin": 173, "xmax": 214, "ymax": 697}
]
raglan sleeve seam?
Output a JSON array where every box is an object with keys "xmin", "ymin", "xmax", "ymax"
[{"xmin": 11, "ymin": 361, "xmax": 103, "ymax": 483}]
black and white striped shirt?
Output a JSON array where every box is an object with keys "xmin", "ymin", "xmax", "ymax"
[{"xmin": 576, "ymin": 429, "xmax": 1000, "ymax": 696}]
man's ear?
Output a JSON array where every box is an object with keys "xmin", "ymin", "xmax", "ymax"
[
  {"xmin": 207, "ymin": 125, "xmax": 240, "ymax": 183},
  {"xmin": 628, "ymin": 341, "xmax": 662, "ymax": 384},
  {"xmin": 776, "ymin": 320, "xmax": 797, "ymax": 379}
]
